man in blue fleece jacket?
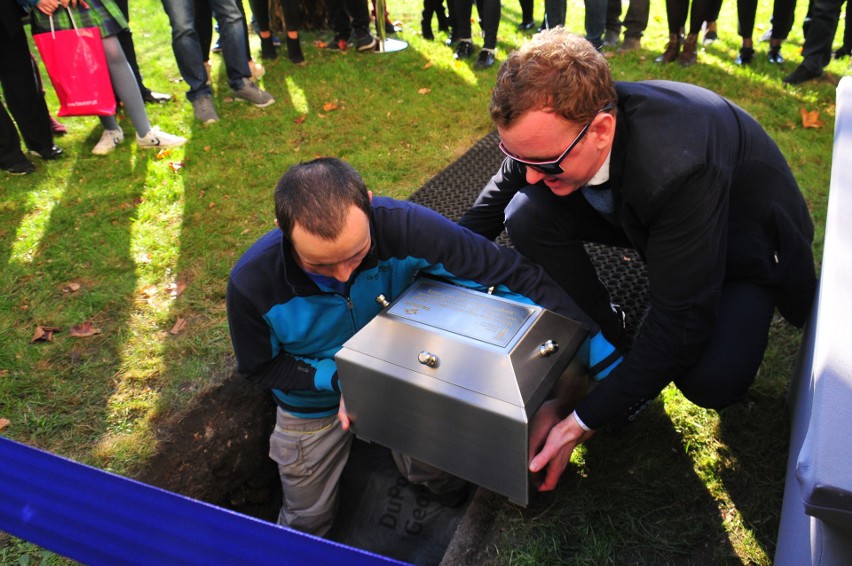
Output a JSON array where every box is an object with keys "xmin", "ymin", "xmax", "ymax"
[{"xmin": 226, "ymin": 157, "xmax": 621, "ymax": 535}]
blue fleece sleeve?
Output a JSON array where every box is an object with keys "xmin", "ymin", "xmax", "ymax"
[
  {"xmin": 311, "ymin": 358, "xmax": 340, "ymax": 392},
  {"xmin": 583, "ymin": 332, "xmax": 624, "ymax": 380}
]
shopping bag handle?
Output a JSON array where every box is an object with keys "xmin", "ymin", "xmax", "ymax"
[{"xmin": 48, "ymin": 2, "xmax": 90, "ymax": 39}]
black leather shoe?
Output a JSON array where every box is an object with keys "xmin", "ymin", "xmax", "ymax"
[
  {"xmin": 453, "ymin": 40, "xmax": 473, "ymax": 60},
  {"xmin": 768, "ymin": 45, "xmax": 784, "ymax": 64},
  {"xmin": 834, "ymin": 45, "xmax": 851, "ymax": 59},
  {"xmin": 782, "ymin": 64, "xmax": 823, "ymax": 85},
  {"xmin": 517, "ymin": 20, "xmax": 535, "ymax": 31},
  {"xmin": 735, "ymin": 46, "xmax": 755, "ymax": 65},
  {"xmin": 143, "ymin": 91, "xmax": 172, "ymax": 104},
  {"xmin": 2, "ymin": 159, "xmax": 36, "ymax": 175},
  {"xmin": 474, "ymin": 49, "xmax": 496, "ymax": 68},
  {"xmin": 31, "ymin": 145, "xmax": 63, "ymax": 160}
]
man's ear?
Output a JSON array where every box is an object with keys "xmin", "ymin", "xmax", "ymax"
[
  {"xmin": 368, "ymin": 190, "xmax": 373, "ymax": 202},
  {"xmin": 590, "ymin": 112, "xmax": 616, "ymax": 150},
  {"xmin": 274, "ymin": 218, "xmax": 279, "ymax": 228}
]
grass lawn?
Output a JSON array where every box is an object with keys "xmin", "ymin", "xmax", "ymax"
[{"xmin": 0, "ymin": 0, "xmax": 847, "ymax": 562}]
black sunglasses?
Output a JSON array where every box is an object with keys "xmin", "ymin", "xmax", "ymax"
[{"xmin": 498, "ymin": 105, "xmax": 614, "ymax": 176}]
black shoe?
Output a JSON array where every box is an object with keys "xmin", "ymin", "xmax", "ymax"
[
  {"xmin": 385, "ymin": 19, "xmax": 401, "ymax": 34},
  {"xmin": 768, "ymin": 44, "xmax": 784, "ymax": 64},
  {"xmin": 354, "ymin": 28, "xmax": 377, "ymax": 52},
  {"xmin": 2, "ymin": 159, "xmax": 36, "ymax": 175},
  {"xmin": 735, "ymin": 46, "xmax": 755, "ymax": 65},
  {"xmin": 261, "ymin": 36, "xmax": 277, "ymax": 59},
  {"xmin": 286, "ymin": 36, "xmax": 304, "ymax": 64},
  {"xmin": 453, "ymin": 40, "xmax": 473, "ymax": 60},
  {"xmin": 326, "ymin": 33, "xmax": 348, "ymax": 50},
  {"xmin": 782, "ymin": 64, "xmax": 823, "ymax": 85},
  {"xmin": 475, "ymin": 49, "xmax": 496, "ymax": 68},
  {"xmin": 517, "ymin": 20, "xmax": 535, "ymax": 31},
  {"xmin": 143, "ymin": 90, "xmax": 172, "ymax": 104},
  {"xmin": 834, "ymin": 45, "xmax": 852, "ymax": 59},
  {"xmin": 30, "ymin": 144, "xmax": 63, "ymax": 160}
]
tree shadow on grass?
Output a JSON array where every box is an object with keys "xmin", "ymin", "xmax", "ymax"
[{"xmin": 1, "ymin": 140, "xmax": 152, "ymax": 457}]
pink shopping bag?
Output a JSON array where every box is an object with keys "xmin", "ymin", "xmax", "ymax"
[{"xmin": 33, "ymin": 10, "xmax": 116, "ymax": 117}]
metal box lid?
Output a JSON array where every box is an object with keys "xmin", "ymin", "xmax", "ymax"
[{"xmin": 336, "ymin": 278, "xmax": 588, "ymax": 505}]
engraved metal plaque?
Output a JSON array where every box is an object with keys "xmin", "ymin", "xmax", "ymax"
[
  {"xmin": 387, "ymin": 279, "xmax": 535, "ymax": 347},
  {"xmin": 336, "ymin": 279, "xmax": 589, "ymax": 506}
]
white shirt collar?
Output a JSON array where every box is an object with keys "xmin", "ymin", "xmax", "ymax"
[{"xmin": 586, "ymin": 150, "xmax": 612, "ymax": 186}]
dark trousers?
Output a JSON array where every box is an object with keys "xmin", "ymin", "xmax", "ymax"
[
  {"xmin": 799, "ymin": 0, "xmax": 845, "ymax": 72},
  {"xmin": 503, "ymin": 184, "xmax": 778, "ymax": 409},
  {"xmin": 454, "ymin": 0, "xmax": 500, "ymax": 48},
  {"xmin": 0, "ymin": 29, "xmax": 53, "ymax": 163},
  {"xmin": 327, "ymin": 0, "xmax": 371, "ymax": 35},
  {"xmin": 664, "ymin": 0, "xmax": 712, "ymax": 34},
  {"xmin": 605, "ymin": 0, "xmax": 650, "ymax": 39},
  {"xmin": 518, "ymin": 0, "xmax": 533, "ymax": 22},
  {"xmin": 737, "ymin": 0, "xmax": 797, "ymax": 39}
]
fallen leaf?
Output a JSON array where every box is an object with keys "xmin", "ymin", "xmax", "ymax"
[
  {"xmin": 167, "ymin": 281, "xmax": 187, "ymax": 297},
  {"xmin": 170, "ymin": 317, "xmax": 188, "ymax": 335},
  {"xmin": 423, "ymin": 61, "xmax": 433, "ymax": 69},
  {"xmin": 314, "ymin": 40, "xmax": 328, "ymax": 48},
  {"xmin": 208, "ymin": 202, "xmax": 216, "ymax": 209},
  {"xmin": 32, "ymin": 326, "xmax": 62, "ymax": 343},
  {"xmin": 140, "ymin": 284, "xmax": 159, "ymax": 298},
  {"xmin": 294, "ymin": 115, "xmax": 307, "ymax": 125},
  {"xmin": 63, "ymin": 281, "xmax": 82, "ymax": 293},
  {"xmin": 204, "ymin": 145, "xmax": 212, "ymax": 152},
  {"xmin": 0, "ymin": 369, "xmax": 9, "ymax": 378},
  {"xmin": 156, "ymin": 148, "xmax": 172, "ymax": 160},
  {"xmin": 69, "ymin": 321, "xmax": 102, "ymax": 338},
  {"xmin": 0, "ymin": 418, "xmax": 9, "ymax": 432},
  {"xmin": 418, "ymin": 88, "xmax": 431, "ymax": 95},
  {"xmin": 800, "ymin": 108, "xmax": 823, "ymax": 129},
  {"xmin": 169, "ymin": 161, "xmax": 185, "ymax": 173},
  {"xmin": 323, "ymin": 102, "xmax": 339, "ymax": 112}
]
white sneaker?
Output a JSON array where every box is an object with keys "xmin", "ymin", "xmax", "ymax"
[
  {"xmin": 136, "ymin": 126, "xmax": 188, "ymax": 150},
  {"xmin": 92, "ymin": 127, "xmax": 124, "ymax": 155}
]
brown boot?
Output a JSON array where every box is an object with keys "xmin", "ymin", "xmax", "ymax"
[
  {"xmin": 678, "ymin": 34, "xmax": 698, "ymax": 66},
  {"xmin": 655, "ymin": 34, "xmax": 681, "ymax": 63}
]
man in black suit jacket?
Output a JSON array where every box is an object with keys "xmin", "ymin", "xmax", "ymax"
[
  {"xmin": 459, "ymin": 28, "xmax": 817, "ymax": 492},
  {"xmin": 0, "ymin": 0, "xmax": 61, "ymax": 174}
]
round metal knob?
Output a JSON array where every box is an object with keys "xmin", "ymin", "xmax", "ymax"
[
  {"xmin": 539, "ymin": 340, "xmax": 559, "ymax": 357},
  {"xmin": 418, "ymin": 351, "xmax": 439, "ymax": 368},
  {"xmin": 375, "ymin": 294, "xmax": 390, "ymax": 308}
]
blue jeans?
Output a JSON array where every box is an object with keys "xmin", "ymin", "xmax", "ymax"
[{"xmin": 161, "ymin": 0, "xmax": 249, "ymax": 100}]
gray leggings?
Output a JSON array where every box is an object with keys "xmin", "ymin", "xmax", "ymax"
[{"xmin": 99, "ymin": 34, "xmax": 150, "ymax": 137}]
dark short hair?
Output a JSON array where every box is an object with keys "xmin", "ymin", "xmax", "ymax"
[
  {"xmin": 491, "ymin": 28, "xmax": 617, "ymax": 127},
  {"xmin": 274, "ymin": 157, "xmax": 371, "ymax": 240}
]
